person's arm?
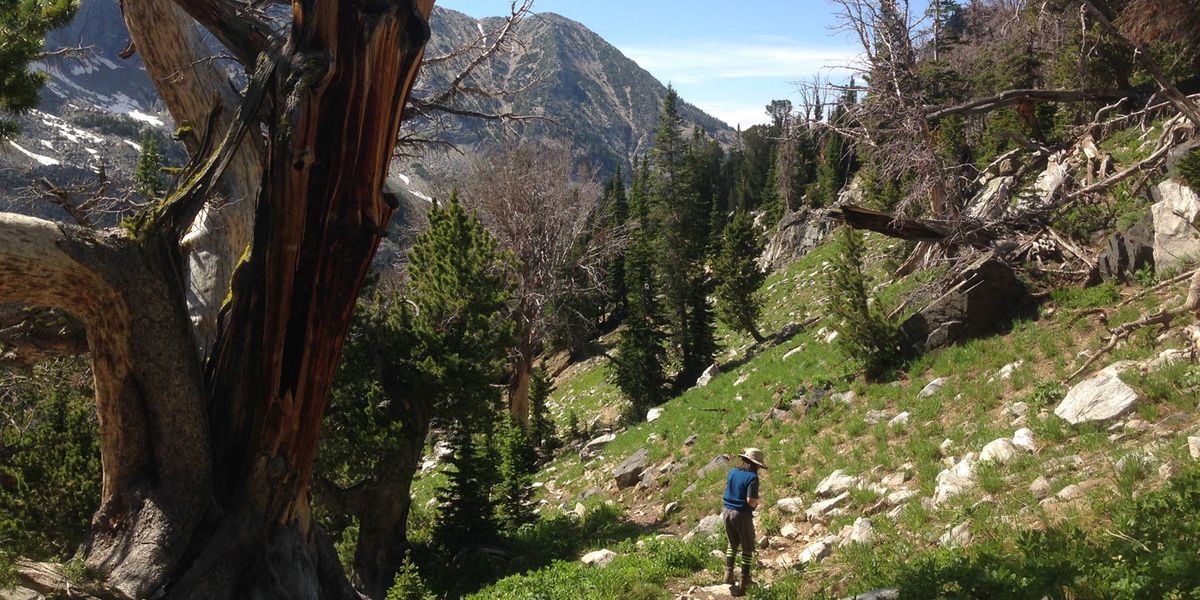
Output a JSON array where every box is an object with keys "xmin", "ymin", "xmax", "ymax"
[{"xmin": 746, "ymin": 476, "xmax": 760, "ymax": 509}]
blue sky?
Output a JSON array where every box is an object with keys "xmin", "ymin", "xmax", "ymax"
[{"xmin": 440, "ymin": 0, "xmax": 864, "ymax": 129}]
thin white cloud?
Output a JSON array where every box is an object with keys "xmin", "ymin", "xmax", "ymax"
[{"xmin": 623, "ymin": 41, "xmax": 859, "ymax": 82}]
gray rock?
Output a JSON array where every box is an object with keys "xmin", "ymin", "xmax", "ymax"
[
  {"xmin": 900, "ymin": 254, "xmax": 1033, "ymax": 354},
  {"xmin": 1097, "ymin": 211, "xmax": 1156, "ymax": 281},
  {"xmin": 865, "ymin": 409, "xmax": 892, "ymax": 425},
  {"xmin": 888, "ymin": 411, "xmax": 911, "ymax": 427},
  {"xmin": 815, "ymin": 469, "xmax": 863, "ymax": 497},
  {"xmin": 696, "ymin": 363, "xmax": 719, "ymax": 387},
  {"xmin": 919, "ymin": 377, "xmax": 948, "ymax": 398},
  {"xmin": 1012, "ymin": 428, "xmax": 1036, "ymax": 453},
  {"xmin": 580, "ymin": 433, "xmax": 616, "ymax": 460},
  {"xmin": 1055, "ymin": 370, "xmax": 1139, "ymax": 425},
  {"xmin": 694, "ymin": 514, "xmax": 723, "ymax": 535},
  {"xmin": 1151, "ymin": 179, "xmax": 1200, "ymax": 271},
  {"xmin": 979, "ymin": 438, "xmax": 1019, "ymax": 464},
  {"xmin": 613, "ymin": 448, "xmax": 650, "ymax": 489},
  {"xmin": 838, "ymin": 590, "xmax": 899, "ymax": 600},
  {"xmin": 806, "ymin": 491, "xmax": 851, "ymax": 521},
  {"xmin": 683, "ymin": 433, "xmax": 699, "ymax": 448},
  {"xmin": 646, "ymin": 407, "xmax": 663, "ymax": 422},
  {"xmin": 1030, "ymin": 476, "xmax": 1051, "ymax": 500},
  {"xmin": 939, "ymin": 522, "xmax": 972, "ymax": 547},
  {"xmin": 1189, "ymin": 436, "xmax": 1200, "ymax": 460},
  {"xmin": 760, "ymin": 206, "xmax": 840, "ymax": 270},
  {"xmin": 697, "ymin": 454, "xmax": 731, "ymax": 479},
  {"xmin": 798, "ymin": 536, "xmax": 837, "ymax": 564},
  {"xmin": 830, "ymin": 390, "xmax": 857, "ymax": 405},
  {"xmin": 838, "ymin": 517, "xmax": 876, "ymax": 546},
  {"xmin": 776, "ymin": 497, "xmax": 805, "ymax": 514},
  {"xmin": 581, "ymin": 548, "xmax": 616, "ymax": 567}
]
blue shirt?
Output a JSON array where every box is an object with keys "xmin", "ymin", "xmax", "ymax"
[{"xmin": 722, "ymin": 467, "xmax": 760, "ymax": 511}]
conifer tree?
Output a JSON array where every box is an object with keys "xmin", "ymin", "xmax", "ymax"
[
  {"xmin": 133, "ymin": 132, "xmax": 167, "ymax": 198},
  {"xmin": 604, "ymin": 167, "xmax": 630, "ymax": 319},
  {"xmin": 494, "ymin": 415, "xmax": 537, "ymax": 531},
  {"xmin": 648, "ymin": 88, "xmax": 718, "ymax": 387},
  {"xmin": 827, "ymin": 226, "xmax": 901, "ymax": 380},
  {"xmin": 528, "ymin": 366, "xmax": 559, "ymax": 457},
  {"xmin": 0, "ymin": 0, "xmax": 77, "ymax": 140},
  {"xmin": 610, "ymin": 161, "xmax": 668, "ymax": 419},
  {"xmin": 436, "ymin": 426, "xmax": 498, "ymax": 546},
  {"xmin": 714, "ymin": 211, "xmax": 767, "ymax": 343},
  {"xmin": 320, "ymin": 190, "xmax": 514, "ymax": 582}
]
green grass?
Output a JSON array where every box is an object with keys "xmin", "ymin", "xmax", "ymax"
[{"xmin": 409, "ymin": 222, "xmax": 1200, "ymax": 598}]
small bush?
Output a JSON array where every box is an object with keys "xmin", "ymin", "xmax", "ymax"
[
  {"xmin": 893, "ymin": 465, "xmax": 1200, "ymax": 598},
  {"xmin": 827, "ymin": 226, "xmax": 903, "ymax": 380},
  {"xmin": 1178, "ymin": 147, "xmax": 1200, "ymax": 191},
  {"xmin": 385, "ymin": 552, "xmax": 436, "ymax": 600},
  {"xmin": 1051, "ymin": 281, "xmax": 1120, "ymax": 310}
]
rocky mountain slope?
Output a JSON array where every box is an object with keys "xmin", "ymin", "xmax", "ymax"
[
  {"xmin": 0, "ymin": 0, "xmax": 733, "ymax": 216},
  {"xmin": 401, "ymin": 118, "xmax": 1200, "ymax": 598}
]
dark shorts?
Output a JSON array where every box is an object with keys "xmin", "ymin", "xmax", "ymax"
[{"xmin": 722, "ymin": 507, "xmax": 755, "ymax": 553}]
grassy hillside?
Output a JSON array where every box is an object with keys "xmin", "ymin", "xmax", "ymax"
[{"xmin": 438, "ymin": 231, "xmax": 1200, "ymax": 599}]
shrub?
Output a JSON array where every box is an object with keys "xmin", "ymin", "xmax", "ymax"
[
  {"xmin": 826, "ymin": 226, "xmax": 903, "ymax": 380},
  {"xmin": 385, "ymin": 552, "xmax": 436, "ymax": 600},
  {"xmin": 0, "ymin": 359, "xmax": 100, "ymax": 561},
  {"xmin": 1178, "ymin": 147, "xmax": 1200, "ymax": 191},
  {"xmin": 893, "ymin": 465, "xmax": 1200, "ymax": 598}
]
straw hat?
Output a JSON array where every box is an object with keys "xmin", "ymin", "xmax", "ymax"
[{"xmin": 739, "ymin": 447, "xmax": 767, "ymax": 469}]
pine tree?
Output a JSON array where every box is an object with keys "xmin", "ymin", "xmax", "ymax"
[
  {"xmin": 0, "ymin": 0, "xmax": 77, "ymax": 140},
  {"xmin": 528, "ymin": 366, "xmax": 559, "ymax": 457},
  {"xmin": 420, "ymin": 192, "xmax": 515, "ymax": 547},
  {"xmin": 604, "ymin": 167, "xmax": 630, "ymax": 319},
  {"xmin": 133, "ymin": 132, "xmax": 167, "ymax": 198},
  {"xmin": 647, "ymin": 89, "xmax": 718, "ymax": 388},
  {"xmin": 494, "ymin": 415, "xmax": 537, "ymax": 531},
  {"xmin": 609, "ymin": 161, "xmax": 668, "ymax": 418},
  {"xmin": 322, "ymin": 190, "xmax": 515, "ymax": 557},
  {"xmin": 826, "ymin": 226, "xmax": 902, "ymax": 380},
  {"xmin": 714, "ymin": 211, "xmax": 767, "ymax": 343},
  {"xmin": 435, "ymin": 426, "xmax": 497, "ymax": 546}
]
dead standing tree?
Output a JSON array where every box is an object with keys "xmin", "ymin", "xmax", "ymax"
[
  {"xmin": 460, "ymin": 143, "xmax": 607, "ymax": 423},
  {"xmin": 0, "ymin": 0, "xmax": 437, "ymax": 598}
]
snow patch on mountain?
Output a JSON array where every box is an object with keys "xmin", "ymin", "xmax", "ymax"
[{"xmin": 9, "ymin": 141, "xmax": 61, "ymax": 166}]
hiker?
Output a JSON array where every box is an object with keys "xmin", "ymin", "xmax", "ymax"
[{"xmin": 722, "ymin": 447, "xmax": 766, "ymax": 596}]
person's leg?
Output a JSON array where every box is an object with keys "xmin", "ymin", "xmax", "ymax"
[
  {"xmin": 721, "ymin": 509, "xmax": 738, "ymax": 585},
  {"xmin": 739, "ymin": 511, "xmax": 756, "ymax": 592}
]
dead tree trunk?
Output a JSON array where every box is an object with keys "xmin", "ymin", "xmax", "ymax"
[{"xmin": 2, "ymin": 0, "xmax": 437, "ymax": 597}]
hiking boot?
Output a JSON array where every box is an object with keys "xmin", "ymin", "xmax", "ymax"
[
  {"xmin": 730, "ymin": 582, "xmax": 746, "ymax": 597},
  {"xmin": 724, "ymin": 554, "xmax": 735, "ymax": 585}
]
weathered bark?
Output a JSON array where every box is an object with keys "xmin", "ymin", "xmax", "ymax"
[
  {"xmin": 165, "ymin": 0, "xmax": 436, "ymax": 596},
  {"xmin": 121, "ymin": 0, "xmax": 263, "ymax": 359},
  {"xmin": 347, "ymin": 421, "xmax": 430, "ymax": 598},
  {"xmin": 0, "ymin": 214, "xmax": 210, "ymax": 599},
  {"xmin": 3, "ymin": 0, "xmax": 436, "ymax": 597}
]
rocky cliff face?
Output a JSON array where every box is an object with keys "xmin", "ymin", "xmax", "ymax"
[{"xmin": 407, "ymin": 7, "xmax": 734, "ymax": 180}]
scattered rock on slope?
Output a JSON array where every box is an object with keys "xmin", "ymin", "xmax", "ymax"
[
  {"xmin": 580, "ymin": 433, "xmax": 616, "ymax": 459},
  {"xmin": 1097, "ymin": 212, "xmax": 1156, "ymax": 281},
  {"xmin": 899, "ymin": 253, "xmax": 1032, "ymax": 354},
  {"xmin": 815, "ymin": 469, "xmax": 863, "ymax": 497},
  {"xmin": 613, "ymin": 448, "xmax": 650, "ymax": 489},
  {"xmin": 1151, "ymin": 179, "xmax": 1200, "ymax": 271},
  {"xmin": 1054, "ymin": 369, "xmax": 1140, "ymax": 425},
  {"xmin": 581, "ymin": 548, "xmax": 616, "ymax": 567}
]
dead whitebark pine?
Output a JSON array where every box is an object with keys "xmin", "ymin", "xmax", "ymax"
[{"xmin": 2, "ymin": 0, "xmax": 437, "ymax": 598}]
